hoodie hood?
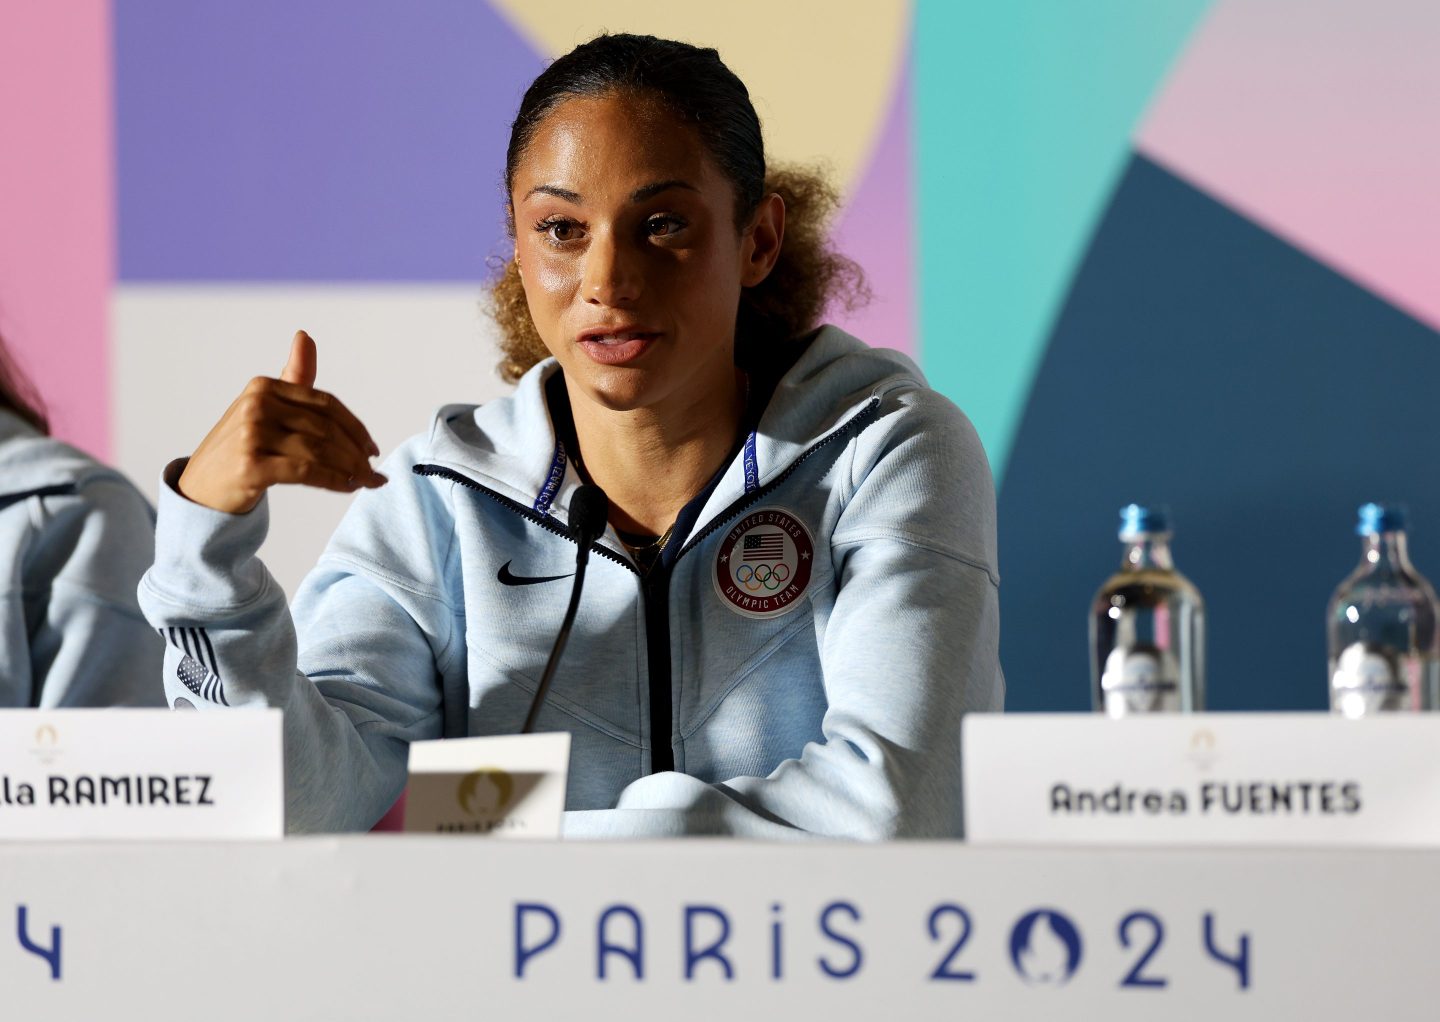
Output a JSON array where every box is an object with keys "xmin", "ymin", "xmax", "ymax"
[
  {"xmin": 0, "ymin": 408, "xmax": 112, "ymax": 500},
  {"xmin": 417, "ymin": 325, "xmax": 927, "ymax": 532}
]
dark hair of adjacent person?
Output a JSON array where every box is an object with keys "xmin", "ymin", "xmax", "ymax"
[
  {"xmin": 490, "ymin": 32, "xmax": 868, "ymax": 382},
  {"xmin": 0, "ymin": 333, "xmax": 48, "ymax": 434}
]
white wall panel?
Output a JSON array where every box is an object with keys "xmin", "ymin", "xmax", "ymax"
[{"xmin": 114, "ymin": 285, "xmax": 513, "ymax": 597}]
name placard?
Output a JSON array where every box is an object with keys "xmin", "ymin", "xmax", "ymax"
[
  {"xmin": 404, "ymin": 733, "xmax": 570, "ymax": 837},
  {"xmin": 0, "ymin": 709, "xmax": 282, "ymax": 839},
  {"xmin": 963, "ymin": 713, "xmax": 1440, "ymax": 847}
]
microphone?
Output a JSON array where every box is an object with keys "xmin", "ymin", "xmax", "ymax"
[
  {"xmin": 566, "ymin": 484, "xmax": 611, "ymax": 550},
  {"xmin": 521, "ymin": 484, "xmax": 609, "ymax": 733}
]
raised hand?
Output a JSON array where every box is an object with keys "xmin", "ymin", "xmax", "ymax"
[{"xmin": 177, "ymin": 331, "xmax": 387, "ymax": 514}]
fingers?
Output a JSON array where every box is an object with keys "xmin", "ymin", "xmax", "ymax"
[
  {"xmin": 256, "ymin": 454, "xmax": 389, "ymax": 494},
  {"xmin": 182, "ymin": 332, "xmax": 388, "ymax": 514},
  {"xmin": 280, "ymin": 330, "xmax": 318, "ymax": 388},
  {"xmin": 250, "ymin": 394, "xmax": 374, "ymax": 464},
  {"xmin": 260, "ymin": 425, "xmax": 384, "ymax": 486},
  {"xmin": 243, "ymin": 376, "xmax": 379, "ymax": 457},
  {"xmin": 277, "ymin": 385, "xmax": 380, "ymax": 457}
]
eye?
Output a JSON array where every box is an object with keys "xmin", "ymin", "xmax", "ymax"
[
  {"xmin": 646, "ymin": 214, "xmax": 687, "ymax": 238},
  {"xmin": 534, "ymin": 217, "xmax": 585, "ymax": 245}
]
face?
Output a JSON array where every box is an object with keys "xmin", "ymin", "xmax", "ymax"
[{"xmin": 510, "ymin": 92, "xmax": 782, "ymax": 418}]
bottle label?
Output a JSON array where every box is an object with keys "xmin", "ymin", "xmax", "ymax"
[
  {"xmin": 1101, "ymin": 647, "xmax": 1180, "ymax": 717},
  {"xmin": 1330, "ymin": 642, "xmax": 1418, "ymax": 718}
]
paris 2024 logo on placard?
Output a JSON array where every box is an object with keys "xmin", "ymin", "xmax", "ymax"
[
  {"xmin": 714, "ymin": 507, "xmax": 814, "ymax": 619},
  {"xmin": 457, "ymin": 768, "xmax": 515, "ymax": 818}
]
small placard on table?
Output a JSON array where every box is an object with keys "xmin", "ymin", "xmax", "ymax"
[
  {"xmin": 0, "ymin": 709, "xmax": 283, "ymax": 840},
  {"xmin": 963, "ymin": 713, "xmax": 1440, "ymax": 847},
  {"xmin": 404, "ymin": 732, "xmax": 571, "ymax": 838}
]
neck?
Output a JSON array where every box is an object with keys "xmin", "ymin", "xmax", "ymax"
[
  {"xmin": 569, "ymin": 368, "xmax": 747, "ymax": 536},
  {"xmin": 1364, "ymin": 531, "xmax": 1411, "ymax": 572}
]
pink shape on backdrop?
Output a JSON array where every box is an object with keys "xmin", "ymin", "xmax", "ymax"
[
  {"xmin": 0, "ymin": 1, "xmax": 112, "ymax": 458},
  {"xmin": 1136, "ymin": 0, "xmax": 1440, "ymax": 332},
  {"xmin": 830, "ymin": 54, "xmax": 915, "ymax": 358}
]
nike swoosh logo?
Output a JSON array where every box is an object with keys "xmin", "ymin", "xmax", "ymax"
[{"xmin": 497, "ymin": 560, "xmax": 574, "ymax": 587}]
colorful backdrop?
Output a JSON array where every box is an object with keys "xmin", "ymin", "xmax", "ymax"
[{"xmin": 2, "ymin": 0, "xmax": 1437, "ymax": 712}]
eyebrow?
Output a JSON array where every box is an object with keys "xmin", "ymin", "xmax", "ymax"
[
  {"xmin": 630, "ymin": 179, "xmax": 698, "ymax": 202},
  {"xmin": 525, "ymin": 184, "xmax": 582, "ymax": 203},
  {"xmin": 522, "ymin": 179, "xmax": 700, "ymax": 204}
]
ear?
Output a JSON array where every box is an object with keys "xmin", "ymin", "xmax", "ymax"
[
  {"xmin": 740, "ymin": 193, "xmax": 785, "ymax": 288},
  {"xmin": 506, "ymin": 203, "xmax": 523, "ymax": 275}
]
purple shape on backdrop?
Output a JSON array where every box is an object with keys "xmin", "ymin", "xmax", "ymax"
[
  {"xmin": 116, "ymin": 1, "xmax": 545, "ymax": 281},
  {"xmin": 829, "ymin": 56, "xmax": 915, "ymax": 357}
]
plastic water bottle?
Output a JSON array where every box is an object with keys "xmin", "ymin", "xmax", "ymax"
[
  {"xmin": 1327, "ymin": 504, "xmax": 1439, "ymax": 717},
  {"xmin": 1089, "ymin": 505, "xmax": 1206, "ymax": 716}
]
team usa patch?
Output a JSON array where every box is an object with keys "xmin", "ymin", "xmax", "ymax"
[{"xmin": 714, "ymin": 507, "xmax": 814, "ymax": 619}]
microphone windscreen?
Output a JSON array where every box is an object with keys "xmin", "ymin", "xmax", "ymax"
[{"xmin": 569, "ymin": 484, "xmax": 610, "ymax": 545}]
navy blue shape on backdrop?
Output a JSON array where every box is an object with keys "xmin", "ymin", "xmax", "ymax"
[{"xmin": 999, "ymin": 154, "xmax": 1440, "ymax": 712}]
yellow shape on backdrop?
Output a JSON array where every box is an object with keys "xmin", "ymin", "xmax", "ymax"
[{"xmin": 489, "ymin": 0, "xmax": 910, "ymax": 196}]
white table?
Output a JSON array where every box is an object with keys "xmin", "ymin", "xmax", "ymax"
[{"xmin": 4, "ymin": 838, "xmax": 1433, "ymax": 1019}]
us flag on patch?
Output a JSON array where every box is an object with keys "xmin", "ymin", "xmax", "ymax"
[{"xmin": 742, "ymin": 532, "xmax": 784, "ymax": 561}]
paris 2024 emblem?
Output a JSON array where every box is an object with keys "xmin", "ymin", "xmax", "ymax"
[{"xmin": 714, "ymin": 507, "xmax": 814, "ymax": 619}]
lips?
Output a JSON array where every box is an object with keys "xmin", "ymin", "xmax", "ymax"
[{"xmin": 576, "ymin": 326, "xmax": 661, "ymax": 366}]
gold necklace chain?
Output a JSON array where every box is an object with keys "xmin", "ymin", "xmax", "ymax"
[
  {"xmin": 623, "ymin": 522, "xmax": 675, "ymax": 556},
  {"xmin": 593, "ymin": 370, "xmax": 747, "ymax": 564}
]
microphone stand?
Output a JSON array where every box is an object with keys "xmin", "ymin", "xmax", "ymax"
[{"xmin": 521, "ymin": 485, "xmax": 608, "ymax": 733}]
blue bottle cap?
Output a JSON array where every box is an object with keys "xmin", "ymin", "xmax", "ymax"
[
  {"xmin": 1357, "ymin": 503, "xmax": 1407, "ymax": 536},
  {"xmin": 1119, "ymin": 504, "xmax": 1169, "ymax": 539}
]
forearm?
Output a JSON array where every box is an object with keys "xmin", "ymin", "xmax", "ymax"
[{"xmin": 139, "ymin": 467, "xmax": 442, "ymax": 832}]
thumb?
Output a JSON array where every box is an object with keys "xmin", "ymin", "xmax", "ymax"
[{"xmin": 280, "ymin": 330, "xmax": 318, "ymax": 388}]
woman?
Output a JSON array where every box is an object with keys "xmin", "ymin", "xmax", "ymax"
[
  {"xmin": 140, "ymin": 34, "xmax": 1003, "ymax": 836},
  {"xmin": 0, "ymin": 335, "xmax": 163, "ymax": 705}
]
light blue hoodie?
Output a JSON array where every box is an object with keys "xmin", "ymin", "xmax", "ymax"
[
  {"xmin": 138, "ymin": 328, "xmax": 1003, "ymax": 837},
  {"xmin": 0, "ymin": 409, "xmax": 164, "ymax": 706}
]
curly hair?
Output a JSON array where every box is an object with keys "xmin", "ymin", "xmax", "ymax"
[{"xmin": 490, "ymin": 33, "xmax": 868, "ymax": 382}]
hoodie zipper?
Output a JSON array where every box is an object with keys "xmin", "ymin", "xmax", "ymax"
[
  {"xmin": 410, "ymin": 394, "xmax": 882, "ymax": 773},
  {"xmin": 411, "ymin": 465, "xmax": 636, "ymax": 572}
]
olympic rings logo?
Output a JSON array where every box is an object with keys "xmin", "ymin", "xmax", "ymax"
[
  {"xmin": 715, "ymin": 509, "xmax": 814, "ymax": 619},
  {"xmin": 735, "ymin": 562, "xmax": 791, "ymax": 592}
]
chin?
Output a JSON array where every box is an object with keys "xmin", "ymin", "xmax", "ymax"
[{"xmin": 573, "ymin": 366, "xmax": 656, "ymax": 412}]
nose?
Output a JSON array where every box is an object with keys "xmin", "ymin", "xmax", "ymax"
[{"xmin": 582, "ymin": 229, "xmax": 642, "ymax": 307}]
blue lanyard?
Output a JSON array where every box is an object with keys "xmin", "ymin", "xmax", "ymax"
[
  {"xmin": 535, "ymin": 430, "xmax": 758, "ymax": 515},
  {"xmin": 533, "ymin": 440, "xmax": 567, "ymax": 515},
  {"xmin": 742, "ymin": 430, "xmax": 760, "ymax": 494}
]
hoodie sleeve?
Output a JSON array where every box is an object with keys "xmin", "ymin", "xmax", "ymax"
[
  {"xmin": 19, "ymin": 476, "xmax": 167, "ymax": 708},
  {"xmin": 137, "ymin": 454, "xmax": 460, "ymax": 833},
  {"xmin": 563, "ymin": 387, "xmax": 1004, "ymax": 840}
]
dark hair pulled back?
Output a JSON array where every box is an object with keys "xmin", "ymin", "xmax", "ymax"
[
  {"xmin": 0, "ymin": 333, "xmax": 48, "ymax": 434},
  {"xmin": 491, "ymin": 33, "xmax": 866, "ymax": 382}
]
